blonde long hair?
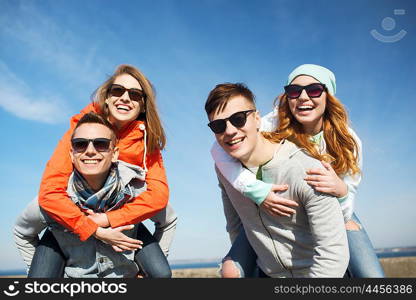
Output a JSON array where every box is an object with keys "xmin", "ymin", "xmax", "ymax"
[
  {"xmin": 92, "ymin": 64, "xmax": 166, "ymax": 153},
  {"xmin": 264, "ymin": 92, "xmax": 360, "ymax": 176}
]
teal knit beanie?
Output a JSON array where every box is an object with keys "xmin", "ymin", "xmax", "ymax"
[{"xmin": 287, "ymin": 64, "xmax": 336, "ymax": 95}]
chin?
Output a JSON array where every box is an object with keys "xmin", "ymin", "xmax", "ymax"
[
  {"xmin": 78, "ymin": 169, "xmax": 103, "ymax": 177},
  {"xmin": 228, "ymin": 148, "xmax": 249, "ymax": 162},
  {"xmin": 114, "ymin": 114, "xmax": 133, "ymax": 121}
]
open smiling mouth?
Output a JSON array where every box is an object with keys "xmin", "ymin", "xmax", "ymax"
[
  {"xmin": 116, "ymin": 104, "xmax": 132, "ymax": 112},
  {"xmin": 81, "ymin": 159, "xmax": 102, "ymax": 165},
  {"xmin": 226, "ymin": 137, "xmax": 245, "ymax": 146},
  {"xmin": 296, "ymin": 105, "xmax": 315, "ymax": 111}
]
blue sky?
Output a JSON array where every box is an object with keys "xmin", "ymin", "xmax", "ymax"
[{"xmin": 0, "ymin": 0, "xmax": 415, "ymax": 270}]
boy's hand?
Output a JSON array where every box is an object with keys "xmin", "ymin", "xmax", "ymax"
[{"xmin": 260, "ymin": 184, "xmax": 298, "ymax": 217}]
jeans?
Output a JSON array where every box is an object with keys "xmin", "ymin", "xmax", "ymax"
[
  {"xmin": 28, "ymin": 223, "xmax": 171, "ymax": 278},
  {"xmin": 345, "ymin": 214, "xmax": 385, "ymax": 278},
  {"xmin": 134, "ymin": 223, "xmax": 172, "ymax": 278},
  {"xmin": 28, "ymin": 229, "xmax": 66, "ymax": 277},
  {"xmin": 222, "ymin": 226, "xmax": 258, "ymax": 277},
  {"xmin": 225, "ymin": 213, "xmax": 384, "ymax": 278}
]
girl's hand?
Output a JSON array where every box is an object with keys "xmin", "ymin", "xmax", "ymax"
[
  {"xmin": 94, "ymin": 225, "xmax": 143, "ymax": 252},
  {"xmin": 304, "ymin": 161, "xmax": 348, "ymax": 198},
  {"xmin": 260, "ymin": 184, "xmax": 298, "ymax": 217},
  {"xmin": 85, "ymin": 210, "xmax": 110, "ymax": 228}
]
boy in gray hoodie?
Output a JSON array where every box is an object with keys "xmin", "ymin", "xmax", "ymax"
[{"xmin": 205, "ymin": 83, "xmax": 349, "ymax": 278}]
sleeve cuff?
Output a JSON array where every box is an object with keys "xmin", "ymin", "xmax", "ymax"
[
  {"xmin": 106, "ymin": 210, "xmax": 125, "ymax": 228},
  {"xmin": 243, "ymin": 182, "xmax": 273, "ymax": 205},
  {"xmin": 337, "ymin": 186, "xmax": 349, "ymax": 203},
  {"xmin": 75, "ymin": 217, "xmax": 99, "ymax": 241}
]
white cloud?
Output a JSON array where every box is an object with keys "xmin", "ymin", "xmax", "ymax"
[
  {"xmin": 0, "ymin": 61, "xmax": 71, "ymax": 124},
  {"xmin": 0, "ymin": 1, "xmax": 106, "ymax": 86},
  {"xmin": 0, "ymin": 2, "xmax": 108, "ymax": 123}
]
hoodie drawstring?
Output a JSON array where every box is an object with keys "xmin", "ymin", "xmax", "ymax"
[{"xmin": 138, "ymin": 123, "xmax": 148, "ymax": 174}]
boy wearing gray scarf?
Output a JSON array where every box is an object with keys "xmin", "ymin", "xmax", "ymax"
[{"xmin": 15, "ymin": 112, "xmax": 176, "ymax": 277}]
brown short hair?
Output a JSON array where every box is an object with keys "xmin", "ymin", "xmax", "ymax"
[
  {"xmin": 71, "ymin": 112, "xmax": 117, "ymax": 144},
  {"xmin": 91, "ymin": 64, "xmax": 166, "ymax": 153},
  {"xmin": 204, "ymin": 83, "xmax": 256, "ymax": 117}
]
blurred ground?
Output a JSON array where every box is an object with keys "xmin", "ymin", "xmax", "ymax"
[
  {"xmin": 2, "ymin": 257, "xmax": 415, "ymax": 278},
  {"xmin": 172, "ymin": 257, "xmax": 416, "ymax": 278}
]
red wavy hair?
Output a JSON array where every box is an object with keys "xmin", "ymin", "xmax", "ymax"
[{"xmin": 263, "ymin": 92, "xmax": 360, "ymax": 176}]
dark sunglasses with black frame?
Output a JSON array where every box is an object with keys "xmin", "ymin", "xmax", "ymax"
[
  {"xmin": 284, "ymin": 83, "xmax": 326, "ymax": 99},
  {"xmin": 207, "ymin": 109, "xmax": 256, "ymax": 134},
  {"xmin": 108, "ymin": 84, "xmax": 146, "ymax": 102},
  {"xmin": 71, "ymin": 138, "xmax": 112, "ymax": 153}
]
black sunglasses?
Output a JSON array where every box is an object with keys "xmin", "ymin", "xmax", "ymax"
[
  {"xmin": 284, "ymin": 83, "xmax": 326, "ymax": 99},
  {"xmin": 108, "ymin": 84, "xmax": 146, "ymax": 102},
  {"xmin": 71, "ymin": 138, "xmax": 112, "ymax": 153},
  {"xmin": 208, "ymin": 110, "xmax": 256, "ymax": 134}
]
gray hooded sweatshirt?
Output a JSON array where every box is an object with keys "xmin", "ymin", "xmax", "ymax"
[{"xmin": 217, "ymin": 140, "xmax": 349, "ymax": 278}]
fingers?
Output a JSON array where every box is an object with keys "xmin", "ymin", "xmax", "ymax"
[
  {"xmin": 264, "ymin": 194, "xmax": 298, "ymax": 208},
  {"xmin": 113, "ymin": 232, "xmax": 143, "ymax": 246},
  {"xmin": 320, "ymin": 161, "xmax": 333, "ymax": 171},
  {"xmin": 313, "ymin": 187, "xmax": 334, "ymax": 194},
  {"xmin": 270, "ymin": 184, "xmax": 289, "ymax": 192},
  {"xmin": 305, "ymin": 180, "xmax": 320, "ymax": 187},
  {"xmin": 115, "ymin": 241, "xmax": 142, "ymax": 251},
  {"xmin": 305, "ymin": 179, "xmax": 333, "ymax": 188},
  {"xmin": 112, "ymin": 245, "xmax": 124, "ymax": 252},
  {"xmin": 272, "ymin": 209, "xmax": 291, "ymax": 218},
  {"xmin": 109, "ymin": 236, "xmax": 143, "ymax": 251},
  {"xmin": 274, "ymin": 204, "xmax": 297, "ymax": 215},
  {"xmin": 265, "ymin": 205, "xmax": 294, "ymax": 217},
  {"xmin": 112, "ymin": 244, "xmax": 138, "ymax": 252},
  {"xmin": 263, "ymin": 200, "xmax": 297, "ymax": 217},
  {"xmin": 306, "ymin": 168, "xmax": 327, "ymax": 176},
  {"xmin": 114, "ymin": 224, "xmax": 135, "ymax": 232},
  {"xmin": 85, "ymin": 209, "xmax": 95, "ymax": 216},
  {"xmin": 304, "ymin": 174, "xmax": 329, "ymax": 182},
  {"xmin": 270, "ymin": 196, "xmax": 299, "ymax": 207}
]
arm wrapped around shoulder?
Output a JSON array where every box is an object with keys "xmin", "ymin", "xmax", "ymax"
[{"xmin": 106, "ymin": 149, "xmax": 169, "ymax": 227}]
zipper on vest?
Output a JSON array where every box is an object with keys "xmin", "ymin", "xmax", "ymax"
[{"xmin": 257, "ymin": 207, "xmax": 291, "ymax": 274}]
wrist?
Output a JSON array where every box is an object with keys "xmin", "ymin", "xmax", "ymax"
[
  {"xmin": 337, "ymin": 182, "xmax": 348, "ymax": 198},
  {"xmin": 93, "ymin": 227, "xmax": 101, "ymax": 237}
]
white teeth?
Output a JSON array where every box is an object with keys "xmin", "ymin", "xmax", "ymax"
[
  {"xmin": 116, "ymin": 105, "xmax": 130, "ymax": 111},
  {"xmin": 297, "ymin": 105, "xmax": 314, "ymax": 110},
  {"xmin": 83, "ymin": 159, "xmax": 99, "ymax": 164},
  {"xmin": 228, "ymin": 138, "xmax": 243, "ymax": 145}
]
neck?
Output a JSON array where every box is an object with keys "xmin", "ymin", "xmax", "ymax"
[
  {"xmin": 108, "ymin": 116, "xmax": 128, "ymax": 133},
  {"xmin": 83, "ymin": 172, "xmax": 109, "ymax": 192},
  {"xmin": 241, "ymin": 134, "xmax": 277, "ymax": 168},
  {"xmin": 303, "ymin": 119, "xmax": 323, "ymax": 135}
]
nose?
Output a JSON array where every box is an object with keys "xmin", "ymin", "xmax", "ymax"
[
  {"xmin": 119, "ymin": 90, "xmax": 132, "ymax": 102},
  {"xmin": 298, "ymin": 88, "xmax": 309, "ymax": 100},
  {"xmin": 223, "ymin": 120, "xmax": 238, "ymax": 136},
  {"xmin": 85, "ymin": 141, "xmax": 98, "ymax": 156}
]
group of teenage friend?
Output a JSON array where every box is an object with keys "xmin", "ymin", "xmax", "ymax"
[{"xmin": 14, "ymin": 63, "xmax": 384, "ymax": 278}]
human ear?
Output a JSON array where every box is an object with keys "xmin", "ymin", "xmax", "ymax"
[
  {"xmin": 112, "ymin": 146, "xmax": 119, "ymax": 163},
  {"xmin": 254, "ymin": 110, "xmax": 261, "ymax": 130},
  {"xmin": 69, "ymin": 148, "xmax": 75, "ymax": 164}
]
